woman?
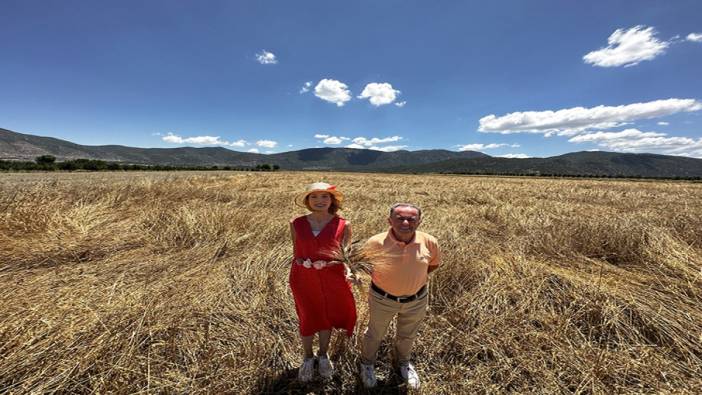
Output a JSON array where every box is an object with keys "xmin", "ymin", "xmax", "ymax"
[{"xmin": 289, "ymin": 182, "xmax": 357, "ymax": 382}]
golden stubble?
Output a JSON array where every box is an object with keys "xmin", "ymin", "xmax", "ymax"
[{"xmin": 1, "ymin": 171, "xmax": 701, "ymax": 393}]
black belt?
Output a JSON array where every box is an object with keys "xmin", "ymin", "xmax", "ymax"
[{"xmin": 371, "ymin": 282, "xmax": 427, "ymax": 303}]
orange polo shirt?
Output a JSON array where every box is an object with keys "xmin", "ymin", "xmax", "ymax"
[{"xmin": 365, "ymin": 229, "xmax": 441, "ymax": 296}]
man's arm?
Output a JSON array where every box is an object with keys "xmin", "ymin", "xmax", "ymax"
[{"xmin": 427, "ymin": 237, "xmax": 441, "ymax": 274}]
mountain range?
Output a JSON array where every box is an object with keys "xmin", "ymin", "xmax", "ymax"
[{"xmin": 2, "ymin": 127, "xmax": 702, "ymax": 177}]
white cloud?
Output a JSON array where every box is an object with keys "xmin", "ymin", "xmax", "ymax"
[
  {"xmin": 326, "ymin": 136, "xmax": 349, "ymax": 144},
  {"xmin": 457, "ymin": 143, "xmax": 510, "ymax": 151},
  {"xmin": 358, "ymin": 82, "xmax": 401, "ymax": 106},
  {"xmin": 395, "ymin": 101, "xmax": 407, "ymax": 108},
  {"xmin": 657, "ymin": 121, "xmax": 669, "ymax": 126},
  {"xmin": 300, "ymin": 81, "xmax": 313, "ymax": 94},
  {"xmin": 352, "ymin": 136, "xmax": 402, "ymax": 146},
  {"xmin": 346, "ymin": 143, "xmax": 407, "ymax": 152},
  {"xmin": 686, "ymin": 33, "xmax": 702, "ymax": 42},
  {"xmin": 583, "ymin": 25, "xmax": 669, "ymax": 67},
  {"xmin": 568, "ymin": 128, "xmax": 702, "ymax": 157},
  {"xmin": 256, "ymin": 140, "xmax": 278, "ymax": 148},
  {"xmin": 256, "ymin": 50, "xmax": 278, "ymax": 64},
  {"xmin": 343, "ymin": 136, "xmax": 405, "ymax": 151},
  {"xmin": 163, "ymin": 133, "xmax": 223, "ymax": 145},
  {"xmin": 162, "ymin": 133, "xmax": 247, "ymax": 147},
  {"xmin": 368, "ymin": 145, "xmax": 408, "ymax": 152},
  {"xmin": 314, "ymin": 79, "xmax": 352, "ymax": 106},
  {"xmin": 569, "ymin": 129, "xmax": 666, "ymax": 143},
  {"xmin": 248, "ymin": 148, "xmax": 260, "ymax": 153},
  {"xmin": 315, "ymin": 133, "xmax": 409, "ymax": 147},
  {"xmin": 313, "ymin": 134, "xmax": 351, "ymax": 145},
  {"xmin": 162, "ymin": 134, "xmax": 182, "ymax": 143},
  {"xmin": 496, "ymin": 153, "xmax": 530, "ymax": 159},
  {"xmin": 478, "ymin": 98, "xmax": 702, "ymax": 135}
]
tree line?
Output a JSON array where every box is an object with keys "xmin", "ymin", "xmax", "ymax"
[
  {"xmin": 0, "ymin": 155, "xmax": 280, "ymax": 172},
  {"xmin": 2, "ymin": 155, "xmax": 699, "ymax": 180},
  {"xmin": 440, "ymin": 170, "xmax": 702, "ymax": 181}
]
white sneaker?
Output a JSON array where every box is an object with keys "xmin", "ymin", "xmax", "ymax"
[
  {"xmin": 399, "ymin": 362, "xmax": 420, "ymax": 389},
  {"xmin": 359, "ymin": 362, "xmax": 377, "ymax": 388},
  {"xmin": 318, "ymin": 355, "xmax": 334, "ymax": 379},
  {"xmin": 297, "ymin": 357, "xmax": 315, "ymax": 382}
]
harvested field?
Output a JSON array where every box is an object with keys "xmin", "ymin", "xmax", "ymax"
[{"xmin": 1, "ymin": 171, "xmax": 701, "ymax": 394}]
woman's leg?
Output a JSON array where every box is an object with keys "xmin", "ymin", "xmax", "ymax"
[
  {"xmin": 302, "ymin": 335, "xmax": 315, "ymax": 358},
  {"xmin": 318, "ymin": 330, "xmax": 331, "ymax": 356},
  {"xmin": 298, "ymin": 334, "xmax": 316, "ymax": 382},
  {"xmin": 316, "ymin": 330, "xmax": 334, "ymax": 379}
]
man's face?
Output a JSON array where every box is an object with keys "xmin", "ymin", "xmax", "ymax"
[{"xmin": 388, "ymin": 206, "xmax": 421, "ymax": 239}]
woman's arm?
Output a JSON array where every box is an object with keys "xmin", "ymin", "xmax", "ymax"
[
  {"xmin": 290, "ymin": 220, "xmax": 297, "ymax": 257},
  {"xmin": 342, "ymin": 221, "xmax": 352, "ymax": 247},
  {"xmin": 341, "ymin": 222, "xmax": 360, "ymax": 283}
]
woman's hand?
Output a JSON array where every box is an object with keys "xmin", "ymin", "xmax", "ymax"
[{"xmin": 344, "ymin": 265, "xmax": 361, "ymax": 285}]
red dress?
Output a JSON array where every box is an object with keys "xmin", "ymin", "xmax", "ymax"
[{"xmin": 289, "ymin": 215, "xmax": 357, "ymax": 337}]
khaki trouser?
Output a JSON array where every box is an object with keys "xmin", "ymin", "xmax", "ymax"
[{"xmin": 360, "ymin": 288, "xmax": 428, "ymax": 365}]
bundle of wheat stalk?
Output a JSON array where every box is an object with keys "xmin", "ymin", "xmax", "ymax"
[{"xmin": 1, "ymin": 171, "xmax": 701, "ymax": 393}]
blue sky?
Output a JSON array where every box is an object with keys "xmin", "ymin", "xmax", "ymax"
[{"xmin": 1, "ymin": 0, "xmax": 701, "ymax": 158}]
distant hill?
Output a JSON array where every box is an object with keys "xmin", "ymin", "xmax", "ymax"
[
  {"xmin": 2, "ymin": 127, "xmax": 702, "ymax": 177},
  {"xmin": 0, "ymin": 128, "xmax": 263, "ymax": 167},
  {"xmin": 391, "ymin": 151, "xmax": 702, "ymax": 178},
  {"xmin": 0, "ymin": 128, "xmax": 486, "ymax": 170},
  {"xmin": 267, "ymin": 147, "xmax": 488, "ymax": 170}
]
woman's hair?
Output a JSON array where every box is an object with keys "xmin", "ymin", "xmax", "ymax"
[{"xmin": 305, "ymin": 193, "xmax": 341, "ymax": 215}]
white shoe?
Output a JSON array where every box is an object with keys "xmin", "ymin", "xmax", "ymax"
[
  {"xmin": 399, "ymin": 362, "xmax": 420, "ymax": 389},
  {"xmin": 297, "ymin": 357, "xmax": 315, "ymax": 382},
  {"xmin": 359, "ymin": 362, "xmax": 377, "ymax": 388},
  {"xmin": 318, "ymin": 355, "xmax": 334, "ymax": 379}
]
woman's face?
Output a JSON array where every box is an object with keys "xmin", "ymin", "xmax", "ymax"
[{"xmin": 307, "ymin": 192, "xmax": 332, "ymax": 212}]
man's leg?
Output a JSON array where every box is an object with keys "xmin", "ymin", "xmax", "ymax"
[
  {"xmin": 360, "ymin": 291, "xmax": 400, "ymax": 364},
  {"xmin": 394, "ymin": 295, "xmax": 428, "ymax": 364}
]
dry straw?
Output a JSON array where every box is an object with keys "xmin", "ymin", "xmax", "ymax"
[
  {"xmin": 1, "ymin": 171, "xmax": 701, "ymax": 393},
  {"xmin": 325, "ymin": 239, "xmax": 396, "ymax": 290}
]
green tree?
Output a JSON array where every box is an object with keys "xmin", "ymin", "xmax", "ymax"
[
  {"xmin": 35, "ymin": 155, "xmax": 56, "ymax": 164},
  {"xmin": 58, "ymin": 161, "xmax": 78, "ymax": 171}
]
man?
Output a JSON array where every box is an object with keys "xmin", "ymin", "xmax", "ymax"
[{"xmin": 359, "ymin": 203, "xmax": 441, "ymax": 389}]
